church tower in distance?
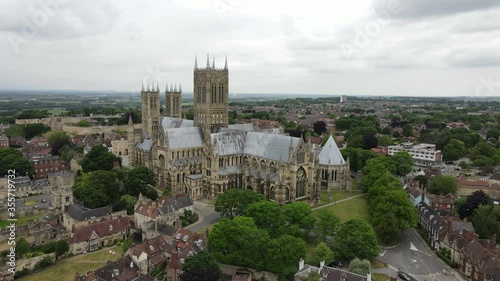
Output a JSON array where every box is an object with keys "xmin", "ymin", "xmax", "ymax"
[
  {"xmin": 141, "ymin": 82, "xmax": 160, "ymax": 138},
  {"xmin": 165, "ymin": 83, "xmax": 182, "ymax": 118},
  {"xmin": 193, "ymin": 54, "xmax": 229, "ymax": 137}
]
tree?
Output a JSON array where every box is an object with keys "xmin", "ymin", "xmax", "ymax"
[
  {"xmin": 310, "ymin": 242, "xmax": 334, "ymax": 266},
  {"xmin": 80, "ymin": 145, "xmax": 119, "ymax": 173},
  {"xmin": 333, "ymin": 219, "xmax": 380, "ymax": 260},
  {"xmin": 23, "ymin": 123, "xmax": 50, "ymax": 140},
  {"xmin": 315, "ymin": 209, "xmax": 341, "ymax": 242},
  {"xmin": 209, "ymin": 217, "xmax": 270, "ymax": 271},
  {"xmin": 266, "ymin": 235, "xmax": 307, "ymax": 279},
  {"xmin": 313, "ymin": 121, "xmax": 327, "ymax": 135},
  {"xmin": 16, "ymin": 238, "xmax": 31, "ymax": 258},
  {"xmin": 54, "ymin": 240, "xmax": 69, "ymax": 258},
  {"xmin": 282, "ymin": 201, "xmax": 316, "ymax": 233},
  {"xmin": 214, "ymin": 189, "xmax": 264, "ymax": 219},
  {"xmin": 443, "ymin": 139, "xmax": 466, "ymax": 161},
  {"xmin": 74, "ymin": 170, "xmax": 122, "ymax": 208},
  {"xmin": 427, "ymin": 175, "xmax": 458, "ymax": 195},
  {"xmin": 371, "ymin": 190, "xmax": 417, "ymax": 232},
  {"xmin": 245, "ymin": 201, "xmax": 285, "ymax": 238},
  {"xmin": 48, "ymin": 131, "xmax": 71, "ymax": 155},
  {"xmin": 123, "ymin": 166, "xmax": 156, "ymax": 196},
  {"xmin": 377, "ymin": 135, "xmax": 393, "ymax": 146},
  {"xmin": 458, "ymin": 190, "xmax": 492, "ymax": 219},
  {"xmin": 402, "ymin": 124, "xmax": 413, "ymax": 137},
  {"xmin": 413, "ymin": 175, "xmax": 428, "ymax": 187},
  {"xmin": 349, "ymin": 258, "xmax": 371, "ymax": 276},
  {"xmin": 180, "ymin": 252, "xmax": 222, "ymax": 281},
  {"xmin": 469, "ymin": 121, "xmax": 482, "ymax": 131},
  {"xmin": 458, "ymin": 161, "xmax": 469, "ymax": 170},
  {"xmin": 381, "ymin": 127, "xmax": 392, "ymax": 135},
  {"xmin": 392, "ymin": 151, "xmax": 414, "ymax": 176},
  {"xmin": 119, "ymin": 194, "xmax": 137, "ymax": 215},
  {"xmin": 0, "ymin": 148, "xmax": 34, "ymax": 178},
  {"xmin": 471, "ymin": 205, "xmax": 500, "ymax": 243},
  {"xmin": 374, "ymin": 212, "xmax": 401, "ymax": 245}
]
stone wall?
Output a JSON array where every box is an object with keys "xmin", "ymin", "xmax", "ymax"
[
  {"xmin": 218, "ymin": 263, "xmax": 278, "ymax": 281},
  {"xmin": 16, "ymin": 253, "xmax": 56, "ymax": 271}
]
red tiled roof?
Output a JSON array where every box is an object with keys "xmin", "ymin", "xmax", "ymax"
[{"xmin": 69, "ymin": 217, "xmax": 130, "ymax": 243}]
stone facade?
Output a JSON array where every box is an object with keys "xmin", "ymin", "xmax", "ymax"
[{"xmin": 128, "ymin": 56, "xmax": 349, "ymax": 205}]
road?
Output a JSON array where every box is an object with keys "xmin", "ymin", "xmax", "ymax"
[
  {"xmin": 15, "ymin": 194, "xmax": 51, "ymax": 211},
  {"xmin": 378, "ymin": 228, "xmax": 466, "ymax": 281},
  {"xmin": 186, "ymin": 201, "xmax": 221, "ymax": 232}
]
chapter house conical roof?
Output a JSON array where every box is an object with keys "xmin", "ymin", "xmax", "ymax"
[{"xmin": 318, "ymin": 135, "xmax": 346, "ymax": 165}]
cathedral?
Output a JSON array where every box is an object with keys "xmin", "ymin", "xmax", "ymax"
[{"xmin": 128, "ymin": 55, "xmax": 349, "ymax": 205}]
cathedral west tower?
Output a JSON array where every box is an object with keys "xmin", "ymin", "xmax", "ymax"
[{"xmin": 141, "ymin": 82, "xmax": 160, "ymax": 138}]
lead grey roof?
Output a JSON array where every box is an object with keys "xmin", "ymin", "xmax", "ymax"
[
  {"xmin": 0, "ymin": 134, "xmax": 8, "ymax": 141},
  {"xmin": 211, "ymin": 131, "xmax": 246, "ymax": 156},
  {"xmin": 318, "ymin": 135, "xmax": 346, "ymax": 165},
  {"xmin": 136, "ymin": 139, "xmax": 153, "ymax": 151},
  {"xmin": 161, "ymin": 117, "xmax": 194, "ymax": 130},
  {"xmin": 65, "ymin": 203, "xmax": 111, "ymax": 221},
  {"xmin": 243, "ymin": 132, "xmax": 300, "ymax": 162},
  {"xmin": 227, "ymin": 123, "xmax": 255, "ymax": 132},
  {"xmin": 166, "ymin": 127, "xmax": 204, "ymax": 149}
]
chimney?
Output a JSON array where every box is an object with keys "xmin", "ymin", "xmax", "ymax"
[
  {"xmin": 447, "ymin": 220, "xmax": 452, "ymax": 232},
  {"xmin": 299, "ymin": 258, "xmax": 304, "ymax": 271}
]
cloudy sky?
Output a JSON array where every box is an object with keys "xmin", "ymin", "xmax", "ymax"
[{"xmin": 1, "ymin": 0, "xmax": 500, "ymax": 96}]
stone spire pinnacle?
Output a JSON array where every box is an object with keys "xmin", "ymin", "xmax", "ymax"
[
  {"xmin": 165, "ymin": 82, "xmax": 168, "ymax": 93},
  {"xmin": 174, "ymin": 83, "xmax": 177, "ymax": 92},
  {"xmin": 224, "ymin": 55, "xmax": 228, "ymax": 69},
  {"xmin": 206, "ymin": 53, "xmax": 210, "ymax": 68},
  {"xmin": 147, "ymin": 82, "xmax": 150, "ymax": 92},
  {"xmin": 128, "ymin": 113, "xmax": 133, "ymax": 125},
  {"xmin": 179, "ymin": 83, "xmax": 182, "ymax": 92},
  {"xmin": 212, "ymin": 57, "xmax": 215, "ymax": 69},
  {"xmin": 156, "ymin": 81, "xmax": 159, "ymax": 92},
  {"xmin": 141, "ymin": 82, "xmax": 144, "ymax": 92},
  {"xmin": 170, "ymin": 83, "xmax": 173, "ymax": 92},
  {"xmin": 194, "ymin": 54, "xmax": 198, "ymax": 69}
]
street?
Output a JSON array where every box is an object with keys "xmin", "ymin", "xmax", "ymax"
[
  {"xmin": 15, "ymin": 194, "xmax": 51, "ymax": 212},
  {"xmin": 186, "ymin": 201, "xmax": 221, "ymax": 232},
  {"xmin": 378, "ymin": 228, "xmax": 465, "ymax": 281}
]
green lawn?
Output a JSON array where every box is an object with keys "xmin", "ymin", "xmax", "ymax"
[
  {"xmin": 317, "ymin": 190, "xmax": 362, "ymax": 207},
  {"xmin": 313, "ymin": 196, "xmax": 370, "ymax": 223},
  {"xmin": 20, "ymin": 246, "xmax": 124, "ymax": 281},
  {"xmin": 17, "ymin": 212, "xmax": 48, "ymax": 226},
  {"xmin": 372, "ymin": 273, "xmax": 390, "ymax": 281},
  {"xmin": 23, "ymin": 200, "xmax": 38, "ymax": 207}
]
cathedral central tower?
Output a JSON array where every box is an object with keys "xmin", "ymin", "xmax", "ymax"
[{"xmin": 193, "ymin": 54, "xmax": 229, "ymax": 137}]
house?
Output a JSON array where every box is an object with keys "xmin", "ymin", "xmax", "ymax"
[
  {"xmin": 429, "ymin": 194, "xmax": 454, "ymax": 215},
  {"xmin": 75, "ymin": 256, "xmax": 153, "ymax": 281},
  {"xmin": 134, "ymin": 193, "xmax": 193, "ymax": 230},
  {"xmin": 0, "ymin": 134, "xmax": 8, "ymax": 148},
  {"xmin": 63, "ymin": 203, "xmax": 126, "ymax": 231},
  {"xmin": 165, "ymin": 228, "xmax": 207, "ymax": 281},
  {"xmin": 9, "ymin": 136, "xmax": 26, "ymax": 147},
  {"xmin": 30, "ymin": 155, "xmax": 65, "ymax": 180},
  {"xmin": 128, "ymin": 236, "xmax": 170, "ymax": 275},
  {"xmin": 294, "ymin": 259, "xmax": 370, "ymax": 281},
  {"xmin": 69, "ymin": 217, "xmax": 130, "ymax": 254},
  {"xmin": 457, "ymin": 174, "xmax": 500, "ymax": 198}
]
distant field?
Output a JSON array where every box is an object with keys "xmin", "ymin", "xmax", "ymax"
[{"xmin": 20, "ymin": 246, "xmax": 124, "ymax": 281}]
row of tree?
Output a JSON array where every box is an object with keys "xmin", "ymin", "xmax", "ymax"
[{"xmin": 362, "ymin": 154, "xmax": 417, "ymax": 244}]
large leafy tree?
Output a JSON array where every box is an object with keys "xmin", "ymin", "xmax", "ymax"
[
  {"xmin": 214, "ymin": 189, "xmax": 264, "ymax": 219},
  {"xmin": 349, "ymin": 258, "xmax": 371, "ymax": 276},
  {"xmin": 427, "ymin": 175, "xmax": 458, "ymax": 195},
  {"xmin": 402, "ymin": 124, "xmax": 413, "ymax": 137},
  {"xmin": 443, "ymin": 139, "xmax": 466, "ymax": 161},
  {"xmin": 458, "ymin": 190, "xmax": 492, "ymax": 219},
  {"xmin": 245, "ymin": 201, "xmax": 285, "ymax": 238},
  {"xmin": 266, "ymin": 235, "xmax": 306, "ymax": 279},
  {"xmin": 310, "ymin": 242, "xmax": 334, "ymax": 266},
  {"xmin": 333, "ymin": 219, "xmax": 380, "ymax": 260},
  {"xmin": 208, "ymin": 217, "xmax": 270, "ymax": 271},
  {"xmin": 392, "ymin": 151, "xmax": 414, "ymax": 176},
  {"xmin": 315, "ymin": 209, "xmax": 341, "ymax": 242},
  {"xmin": 48, "ymin": 131, "xmax": 72, "ymax": 155},
  {"xmin": 374, "ymin": 212, "xmax": 401, "ymax": 245},
  {"xmin": 282, "ymin": 201, "xmax": 316, "ymax": 233},
  {"xmin": 471, "ymin": 205, "xmax": 500, "ymax": 243},
  {"xmin": 123, "ymin": 166, "xmax": 156, "ymax": 196},
  {"xmin": 180, "ymin": 252, "xmax": 222, "ymax": 281},
  {"xmin": 0, "ymin": 148, "xmax": 34, "ymax": 178},
  {"xmin": 23, "ymin": 124, "xmax": 50, "ymax": 140},
  {"xmin": 74, "ymin": 170, "xmax": 122, "ymax": 208},
  {"xmin": 80, "ymin": 145, "xmax": 120, "ymax": 173},
  {"xmin": 371, "ymin": 190, "xmax": 417, "ymax": 232}
]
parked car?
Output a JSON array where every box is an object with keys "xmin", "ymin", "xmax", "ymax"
[
  {"xmin": 41, "ymin": 199, "xmax": 47, "ymax": 203},
  {"xmin": 328, "ymin": 260, "xmax": 343, "ymax": 268},
  {"xmin": 398, "ymin": 271, "xmax": 411, "ymax": 281},
  {"xmin": 33, "ymin": 205, "xmax": 38, "ymax": 209}
]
